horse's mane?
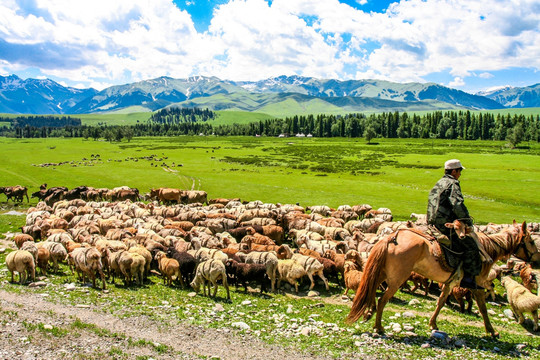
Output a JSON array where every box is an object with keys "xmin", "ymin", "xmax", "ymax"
[{"xmin": 476, "ymin": 227, "xmax": 520, "ymax": 260}]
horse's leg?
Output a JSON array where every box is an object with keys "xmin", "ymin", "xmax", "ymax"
[
  {"xmin": 429, "ymin": 283, "xmax": 455, "ymax": 330},
  {"xmin": 374, "ymin": 283, "xmax": 401, "ymax": 333},
  {"xmin": 472, "ymin": 289, "xmax": 498, "ymax": 337}
]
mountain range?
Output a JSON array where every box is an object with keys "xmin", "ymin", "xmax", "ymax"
[{"xmin": 1, "ymin": 74, "xmax": 538, "ymax": 117}]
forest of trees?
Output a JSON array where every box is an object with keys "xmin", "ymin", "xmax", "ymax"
[
  {"xmin": 0, "ymin": 109, "xmax": 538, "ymax": 148},
  {"xmin": 0, "ymin": 115, "xmax": 82, "ymax": 128}
]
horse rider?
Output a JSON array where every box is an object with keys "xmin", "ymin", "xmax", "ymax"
[{"xmin": 427, "ymin": 159, "xmax": 485, "ymax": 289}]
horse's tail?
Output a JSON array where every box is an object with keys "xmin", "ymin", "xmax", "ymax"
[{"xmin": 346, "ymin": 235, "xmax": 389, "ymax": 324}]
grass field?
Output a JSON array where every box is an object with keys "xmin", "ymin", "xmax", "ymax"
[
  {"xmin": 0, "ymin": 136, "xmax": 538, "ymax": 224},
  {"xmin": 0, "ymin": 212, "xmax": 539, "ymax": 359}
]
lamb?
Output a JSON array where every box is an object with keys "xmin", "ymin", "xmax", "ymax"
[
  {"xmin": 190, "ymin": 259, "xmax": 230, "ymax": 300},
  {"xmin": 401, "ymin": 272, "xmax": 431, "ymax": 296},
  {"xmin": 323, "ymin": 249, "xmax": 346, "ymax": 283},
  {"xmin": 36, "ymin": 247, "xmax": 50, "ymax": 275},
  {"xmin": 343, "ymin": 260, "xmax": 363, "ymax": 297},
  {"xmin": 155, "ymin": 251, "xmax": 182, "ymax": 287},
  {"xmin": 36, "ymin": 241, "xmax": 68, "ymax": 273},
  {"xmin": 225, "ymin": 259, "xmax": 268, "ymax": 293},
  {"xmin": 6, "ymin": 250, "xmax": 36, "ymax": 284},
  {"xmin": 502, "ymin": 276, "xmax": 540, "ymax": 331},
  {"xmin": 439, "ymin": 284, "xmax": 473, "ymax": 313}
]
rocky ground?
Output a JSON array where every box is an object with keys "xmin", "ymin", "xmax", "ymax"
[{"xmin": 0, "ymin": 289, "xmax": 347, "ymax": 360}]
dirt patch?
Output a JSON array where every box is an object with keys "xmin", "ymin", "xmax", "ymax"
[{"xmin": 0, "ymin": 290, "xmax": 335, "ymax": 360}]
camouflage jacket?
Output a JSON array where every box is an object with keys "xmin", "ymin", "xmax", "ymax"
[{"xmin": 427, "ymin": 174, "xmax": 472, "ymax": 231}]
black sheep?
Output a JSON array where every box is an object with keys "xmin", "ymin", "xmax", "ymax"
[
  {"xmin": 225, "ymin": 259, "xmax": 268, "ymax": 293},
  {"xmin": 166, "ymin": 247, "xmax": 197, "ymax": 285}
]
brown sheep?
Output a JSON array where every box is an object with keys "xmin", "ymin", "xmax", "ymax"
[
  {"xmin": 6, "ymin": 250, "xmax": 36, "ymax": 284},
  {"xmin": 155, "ymin": 251, "xmax": 182, "ymax": 287},
  {"xmin": 13, "ymin": 234, "xmax": 34, "ymax": 249},
  {"xmin": 323, "ymin": 249, "xmax": 346, "ymax": 283},
  {"xmin": 343, "ymin": 260, "xmax": 363, "ymax": 297},
  {"xmin": 439, "ymin": 284, "xmax": 473, "ymax": 313},
  {"xmin": 401, "ymin": 272, "xmax": 431, "ymax": 296},
  {"xmin": 36, "ymin": 247, "xmax": 50, "ymax": 275}
]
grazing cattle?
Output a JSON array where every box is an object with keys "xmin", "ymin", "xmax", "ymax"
[
  {"xmin": 1, "ymin": 185, "xmax": 29, "ymax": 202},
  {"xmin": 112, "ymin": 188, "xmax": 140, "ymax": 202},
  {"xmin": 151, "ymin": 187, "xmax": 182, "ymax": 204},
  {"xmin": 181, "ymin": 190, "xmax": 208, "ymax": 205}
]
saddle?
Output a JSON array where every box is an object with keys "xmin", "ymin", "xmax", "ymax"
[{"xmin": 420, "ymin": 226, "xmax": 463, "ymax": 273}]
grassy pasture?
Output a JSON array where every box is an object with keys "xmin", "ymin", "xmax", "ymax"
[
  {"xmin": 0, "ymin": 136, "xmax": 538, "ymax": 224},
  {"xmin": 0, "ymin": 212, "xmax": 539, "ymax": 359}
]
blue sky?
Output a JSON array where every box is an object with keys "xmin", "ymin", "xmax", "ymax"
[{"xmin": 1, "ymin": 0, "xmax": 539, "ymax": 94}]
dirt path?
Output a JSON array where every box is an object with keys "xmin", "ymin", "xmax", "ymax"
[{"xmin": 0, "ymin": 290, "xmax": 334, "ymax": 360}]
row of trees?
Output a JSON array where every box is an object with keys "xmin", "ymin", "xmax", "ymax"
[
  {"xmin": 149, "ymin": 107, "xmax": 215, "ymax": 124},
  {"xmin": 0, "ymin": 110, "xmax": 538, "ymax": 147},
  {"xmin": 0, "ymin": 115, "xmax": 82, "ymax": 127}
]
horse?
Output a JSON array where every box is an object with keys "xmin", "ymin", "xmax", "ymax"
[{"xmin": 346, "ymin": 220, "xmax": 537, "ymax": 337}]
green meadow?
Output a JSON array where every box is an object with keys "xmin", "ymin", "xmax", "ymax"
[{"xmin": 0, "ymin": 136, "xmax": 538, "ymax": 224}]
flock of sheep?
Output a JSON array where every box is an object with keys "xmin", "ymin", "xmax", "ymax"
[{"xmin": 3, "ymin": 186, "xmax": 540, "ymax": 330}]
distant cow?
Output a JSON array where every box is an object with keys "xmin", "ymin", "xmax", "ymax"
[
  {"xmin": 150, "ymin": 188, "xmax": 182, "ymax": 204},
  {"xmin": 112, "ymin": 188, "xmax": 140, "ymax": 202},
  {"xmin": 181, "ymin": 190, "xmax": 208, "ymax": 205},
  {"xmin": 1, "ymin": 185, "xmax": 29, "ymax": 202}
]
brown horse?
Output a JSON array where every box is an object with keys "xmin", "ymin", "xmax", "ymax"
[{"xmin": 346, "ymin": 220, "xmax": 536, "ymax": 337}]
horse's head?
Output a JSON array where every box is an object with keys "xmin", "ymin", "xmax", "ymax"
[
  {"xmin": 444, "ymin": 219, "xmax": 472, "ymax": 239},
  {"xmin": 511, "ymin": 220, "xmax": 539, "ymax": 265}
]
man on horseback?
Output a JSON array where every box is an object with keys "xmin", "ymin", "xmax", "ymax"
[{"xmin": 427, "ymin": 159, "xmax": 484, "ymax": 289}]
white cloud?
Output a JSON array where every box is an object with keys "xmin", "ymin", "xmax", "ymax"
[
  {"xmin": 0, "ymin": 0, "xmax": 538, "ymax": 90},
  {"xmin": 448, "ymin": 76, "xmax": 465, "ymax": 88},
  {"xmin": 478, "ymin": 72, "xmax": 494, "ymax": 79}
]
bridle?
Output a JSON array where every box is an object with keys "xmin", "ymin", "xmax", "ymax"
[{"xmin": 513, "ymin": 230, "xmax": 536, "ymax": 263}]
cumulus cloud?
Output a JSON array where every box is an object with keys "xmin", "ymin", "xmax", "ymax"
[{"xmin": 0, "ymin": 0, "xmax": 538, "ymax": 90}]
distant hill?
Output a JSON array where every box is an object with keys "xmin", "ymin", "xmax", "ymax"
[
  {"xmin": 1, "ymin": 74, "xmax": 535, "ymax": 117},
  {"xmin": 477, "ymin": 83, "xmax": 540, "ymax": 108},
  {"xmin": 0, "ymin": 75, "xmax": 97, "ymax": 114}
]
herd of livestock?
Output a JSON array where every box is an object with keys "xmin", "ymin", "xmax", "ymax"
[{"xmin": 2, "ymin": 183, "xmax": 540, "ymax": 331}]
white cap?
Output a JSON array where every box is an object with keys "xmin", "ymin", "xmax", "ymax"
[{"xmin": 444, "ymin": 159, "xmax": 465, "ymax": 170}]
